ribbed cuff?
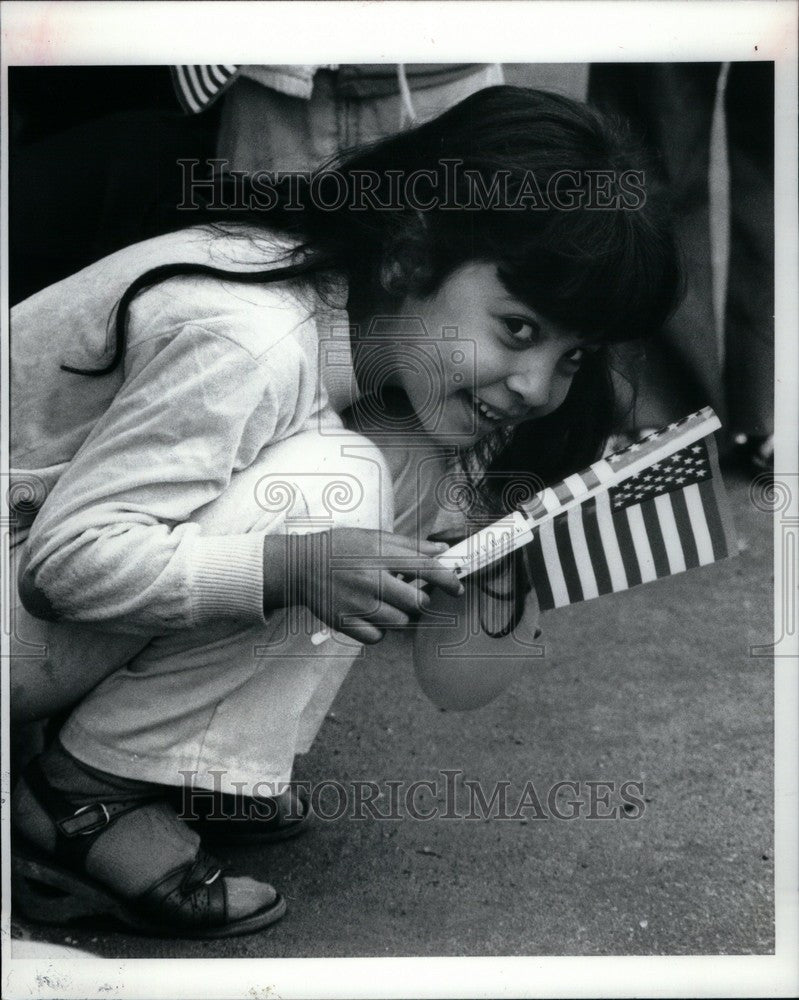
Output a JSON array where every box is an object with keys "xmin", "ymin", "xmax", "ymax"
[{"xmin": 187, "ymin": 532, "xmax": 266, "ymax": 628}]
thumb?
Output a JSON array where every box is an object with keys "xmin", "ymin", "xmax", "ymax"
[{"xmin": 418, "ymin": 540, "xmax": 450, "ymax": 554}]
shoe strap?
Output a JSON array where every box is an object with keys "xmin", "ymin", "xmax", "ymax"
[
  {"xmin": 56, "ymin": 799, "xmax": 147, "ymax": 837},
  {"xmin": 138, "ymin": 847, "xmax": 229, "ymax": 929},
  {"xmin": 23, "ymin": 756, "xmax": 161, "ymax": 870}
]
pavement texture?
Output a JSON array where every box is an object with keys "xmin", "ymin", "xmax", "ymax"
[{"xmin": 11, "ymin": 468, "xmax": 774, "ymax": 958}]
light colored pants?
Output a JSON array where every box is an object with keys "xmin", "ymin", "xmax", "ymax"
[{"xmin": 10, "ymin": 421, "xmax": 437, "ymax": 794}]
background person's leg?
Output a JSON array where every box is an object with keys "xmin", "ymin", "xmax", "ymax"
[
  {"xmin": 588, "ymin": 63, "xmax": 723, "ymax": 428},
  {"xmin": 216, "ymin": 66, "xmax": 506, "ymax": 176},
  {"xmin": 723, "ymin": 61, "xmax": 774, "ymax": 442},
  {"xmin": 341, "ymin": 64, "xmax": 505, "ymax": 147},
  {"xmin": 215, "ymin": 73, "xmax": 340, "ymax": 174}
]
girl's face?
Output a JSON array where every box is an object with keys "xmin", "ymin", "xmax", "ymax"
[{"xmin": 390, "ymin": 262, "xmax": 597, "ymax": 447}]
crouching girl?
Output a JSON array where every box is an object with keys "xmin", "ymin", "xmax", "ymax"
[{"xmin": 9, "ymin": 86, "xmax": 678, "ymax": 937}]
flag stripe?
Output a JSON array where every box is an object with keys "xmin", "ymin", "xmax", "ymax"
[
  {"xmin": 541, "ymin": 488, "xmax": 563, "ymax": 516},
  {"xmin": 683, "ymin": 483, "xmax": 714, "ymax": 565},
  {"xmin": 580, "ymin": 497, "xmax": 614, "ymax": 595},
  {"xmin": 554, "ymin": 480, "xmax": 576, "ymax": 505},
  {"xmin": 525, "ymin": 530, "xmax": 555, "ymax": 612},
  {"xmin": 670, "ymin": 489, "xmax": 700, "ymax": 568},
  {"xmin": 654, "ymin": 493, "xmax": 687, "ymax": 574},
  {"xmin": 554, "ymin": 513, "xmax": 585, "ymax": 603},
  {"xmin": 563, "ymin": 473, "xmax": 585, "ymax": 499},
  {"xmin": 524, "ymin": 496, "xmax": 547, "ymax": 520},
  {"xmin": 580, "ymin": 467, "xmax": 602, "ymax": 491},
  {"xmin": 590, "ymin": 459, "xmax": 616, "ymax": 487},
  {"xmin": 612, "ymin": 500, "xmax": 643, "ymax": 587},
  {"xmin": 626, "ymin": 505, "xmax": 657, "ymax": 583},
  {"xmin": 699, "ymin": 478, "xmax": 730, "ymax": 560},
  {"xmin": 567, "ymin": 506, "xmax": 599, "ymax": 600},
  {"xmin": 595, "ymin": 491, "xmax": 629, "ymax": 592},
  {"xmin": 539, "ymin": 520, "xmax": 570, "ymax": 608},
  {"xmin": 704, "ymin": 435, "xmax": 736, "ymax": 558},
  {"xmin": 640, "ymin": 499, "xmax": 672, "ymax": 579}
]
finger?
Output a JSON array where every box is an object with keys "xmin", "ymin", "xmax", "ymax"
[
  {"xmin": 337, "ymin": 620, "xmax": 386, "ymax": 645},
  {"xmin": 381, "ymin": 573, "xmax": 433, "ymax": 616},
  {"xmin": 396, "ymin": 555, "xmax": 464, "ymax": 597},
  {"xmin": 360, "ymin": 600, "xmax": 412, "ymax": 628},
  {"xmin": 418, "ymin": 539, "xmax": 451, "ymax": 554},
  {"xmin": 378, "ymin": 533, "xmax": 450, "ymax": 556},
  {"xmin": 376, "ymin": 550, "xmax": 458, "ymax": 579}
]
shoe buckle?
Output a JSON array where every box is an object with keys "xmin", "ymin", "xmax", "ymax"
[{"xmin": 59, "ymin": 802, "xmax": 111, "ymax": 837}]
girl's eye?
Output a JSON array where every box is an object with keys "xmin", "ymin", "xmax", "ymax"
[
  {"xmin": 561, "ymin": 347, "xmax": 586, "ymax": 369},
  {"xmin": 503, "ymin": 317, "xmax": 540, "ymax": 344}
]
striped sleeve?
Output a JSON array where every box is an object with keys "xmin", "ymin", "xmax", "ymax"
[{"xmin": 171, "ymin": 65, "xmax": 240, "ymax": 114}]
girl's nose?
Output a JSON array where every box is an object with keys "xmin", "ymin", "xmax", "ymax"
[{"xmin": 505, "ymin": 359, "xmax": 557, "ymax": 410}]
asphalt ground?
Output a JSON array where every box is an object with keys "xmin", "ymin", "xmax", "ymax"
[{"xmin": 11, "ymin": 467, "xmax": 774, "ymax": 959}]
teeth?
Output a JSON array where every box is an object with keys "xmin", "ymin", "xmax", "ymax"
[{"xmin": 474, "ymin": 397, "xmax": 501, "ymax": 422}]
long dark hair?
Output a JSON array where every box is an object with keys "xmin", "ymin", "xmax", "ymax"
[{"xmin": 65, "ymin": 86, "xmax": 680, "ymax": 630}]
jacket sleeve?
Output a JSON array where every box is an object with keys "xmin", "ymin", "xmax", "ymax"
[{"xmin": 19, "ymin": 323, "xmax": 304, "ymax": 635}]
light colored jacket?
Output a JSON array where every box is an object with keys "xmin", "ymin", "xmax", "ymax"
[{"xmin": 11, "ymin": 226, "xmax": 355, "ymax": 636}]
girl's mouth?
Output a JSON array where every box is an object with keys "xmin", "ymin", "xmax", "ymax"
[{"xmin": 463, "ymin": 391, "xmax": 505, "ymax": 426}]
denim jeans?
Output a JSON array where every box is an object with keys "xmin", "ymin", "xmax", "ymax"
[{"xmin": 216, "ymin": 65, "xmax": 505, "ymax": 174}]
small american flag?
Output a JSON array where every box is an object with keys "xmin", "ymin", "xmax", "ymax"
[
  {"xmin": 524, "ymin": 434, "xmax": 736, "ymax": 610},
  {"xmin": 438, "ymin": 407, "xmax": 737, "ymax": 610}
]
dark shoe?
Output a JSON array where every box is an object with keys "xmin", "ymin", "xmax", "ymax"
[
  {"xmin": 729, "ymin": 433, "xmax": 774, "ymax": 477},
  {"xmin": 11, "ymin": 757, "xmax": 286, "ymax": 938}
]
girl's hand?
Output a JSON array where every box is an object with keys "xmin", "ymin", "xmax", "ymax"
[{"xmin": 263, "ymin": 529, "xmax": 464, "ymax": 645}]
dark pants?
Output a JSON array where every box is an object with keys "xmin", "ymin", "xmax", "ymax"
[{"xmin": 589, "ymin": 62, "xmax": 774, "ymax": 438}]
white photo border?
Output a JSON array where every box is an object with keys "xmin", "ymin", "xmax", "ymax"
[{"xmin": 1, "ymin": 2, "xmax": 797, "ymax": 998}]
